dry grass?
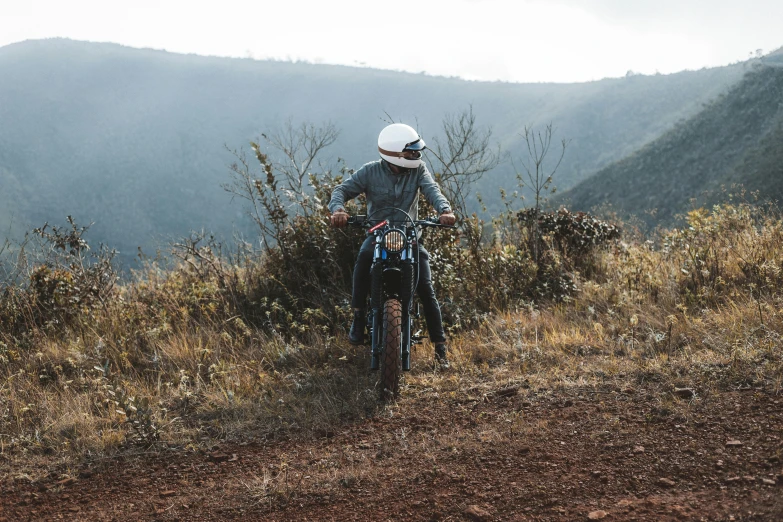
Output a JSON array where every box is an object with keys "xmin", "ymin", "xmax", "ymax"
[{"xmin": 2, "ymin": 203, "xmax": 782, "ymax": 481}]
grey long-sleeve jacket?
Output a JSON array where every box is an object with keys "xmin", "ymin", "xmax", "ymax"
[{"xmin": 328, "ymin": 160, "xmax": 451, "ymax": 224}]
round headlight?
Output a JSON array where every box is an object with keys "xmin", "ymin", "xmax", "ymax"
[{"xmin": 383, "ymin": 230, "xmax": 406, "ymax": 253}]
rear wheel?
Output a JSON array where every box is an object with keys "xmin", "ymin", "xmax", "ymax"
[{"xmin": 379, "ymin": 298, "xmax": 402, "ymax": 401}]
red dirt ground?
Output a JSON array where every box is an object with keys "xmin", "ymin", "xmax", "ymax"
[{"xmin": 2, "ymin": 386, "xmax": 782, "ymax": 521}]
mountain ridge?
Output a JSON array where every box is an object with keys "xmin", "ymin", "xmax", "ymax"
[
  {"xmin": 3, "ymin": 37, "xmax": 740, "ymax": 86},
  {"xmin": 0, "ymin": 38, "xmax": 749, "ymax": 261}
]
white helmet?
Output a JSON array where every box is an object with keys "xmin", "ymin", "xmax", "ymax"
[{"xmin": 378, "ymin": 123, "xmax": 426, "ymax": 170}]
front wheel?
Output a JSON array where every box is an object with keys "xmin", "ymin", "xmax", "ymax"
[{"xmin": 379, "ymin": 298, "xmax": 402, "ymax": 401}]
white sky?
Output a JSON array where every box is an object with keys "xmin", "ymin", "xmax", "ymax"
[{"xmin": 1, "ymin": 0, "xmax": 782, "ymax": 83}]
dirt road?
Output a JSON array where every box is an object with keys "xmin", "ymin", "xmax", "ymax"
[{"xmin": 2, "ymin": 385, "xmax": 782, "ymax": 521}]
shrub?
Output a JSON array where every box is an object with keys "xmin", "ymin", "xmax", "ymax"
[
  {"xmin": 0, "ymin": 218, "xmax": 117, "ymax": 337},
  {"xmin": 663, "ymin": 203, "xmax": 783, "ymax": 306}
]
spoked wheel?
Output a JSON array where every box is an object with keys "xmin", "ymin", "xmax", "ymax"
[{"xmin": 379, "ymin": 298, "xmax": 402, "ymax": 401}]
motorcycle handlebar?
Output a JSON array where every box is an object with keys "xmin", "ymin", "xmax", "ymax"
[{"xmin": 346, "ymin": 216, "xmax": 456, "ymax": 229}]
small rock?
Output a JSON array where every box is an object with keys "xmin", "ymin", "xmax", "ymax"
[
  {"xmin": 588, "ymin": 510, "xmax": 608, "ymax": 520},
  {"xmin": 762, "ymin": 478, "xmax": 776, "ymax": 485},
  {"xmin": 674, "ymin": 387, "xmax": 695, "ymax": 399},
  {"xmin": 159, "ymin": 490, "xmax": 177, "ymax": 498},
  {"xmin": 658, "ymin": 477, "xmax": 676, "ymax": 487},
  {"xmin": 209, "ymin": 452, "xmax": 230, "ymax": 463},
  {"xmin": 57, "ymin": 478, "xmax": 76, "ymax": 487},
  {"xmin": 68, "ymin": 507, "xmax": 80, "ymax": 513},
  {"xmin": 464, "ymin": 504, "xmax": 491, "ymax": 522},
  {"xmin": 633, "ymin": 445, "xmax": 645, "ymax": 454},
  {"xmin": 490, "ymin": 385, "xmax": 520, "ymax": 398},
  {"xmin": 591, "ymin": 470, "xmax": 602, "ymax": 478},
  {"xmin": 725, "ymin": 440, "xmax": 743, "ymax": 447},
  {"xmin": 622, "ymin": 386, "xmax": 636, "ymax": 394}
]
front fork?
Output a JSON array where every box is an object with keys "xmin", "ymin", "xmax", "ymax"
[
  {"xmin": 368, "ymin": 236, "xmax": 416, "ymax": 372},
  {"xmin": 402, "ymin": 309, "xmax": 411, "ymax": 371},
  {"xmin": 369, "ymin": 310, "xmax": 381, "ymax": 370}
]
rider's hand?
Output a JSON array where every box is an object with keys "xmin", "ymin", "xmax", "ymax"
[
  {"xmin": 439, "ymin": 211, "xmax": 456, "ymax": 226},
  {"xmin": 330, "ymin": 209, "xmax": 349, "ymax": 228}
]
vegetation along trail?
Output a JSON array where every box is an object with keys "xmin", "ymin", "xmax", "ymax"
[{"xmin": 4, "ymin": 200, "xmax": 783, "ymax": 520}]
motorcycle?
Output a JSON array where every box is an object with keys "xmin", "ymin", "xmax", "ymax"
[{"xmin": 348, "ymin": 208, "xmax": 454, "ymax": 400}]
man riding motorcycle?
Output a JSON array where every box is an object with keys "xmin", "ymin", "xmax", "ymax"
[{"xmin": 328, "ymin": 123, "xmax": 457, "ymax": 368}]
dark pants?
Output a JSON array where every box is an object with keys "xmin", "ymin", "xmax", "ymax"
[{"xmin": 352, "ymin": 235, "xmax": 446, "ymax": 344}]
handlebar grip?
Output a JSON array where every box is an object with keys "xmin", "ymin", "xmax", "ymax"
[
  {"xmin": 347, "ymin": 215, "xmax": 367, "ymax": 227},
  {"xmin": 416, "ymin": 218, "xmax": 457, "ymax": 230}
]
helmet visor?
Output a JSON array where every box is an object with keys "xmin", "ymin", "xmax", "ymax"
[
  {"xmin": 403, "ymin": 138, "xmax": 426, "ymax": 152},
  {"xmin": 399, "ymin": 138, "xmax": 426, "ymax": 159}
]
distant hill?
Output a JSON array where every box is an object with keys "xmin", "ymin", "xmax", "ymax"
[
  {"xmin": 557, "ymin": 62, "xmax": 783, "ymax": 226},
  {"xmin": 0, "ymin": 39, "xmax": 748, "ymax": 263}
]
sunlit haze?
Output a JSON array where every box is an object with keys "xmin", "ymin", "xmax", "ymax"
[{"xmin": 1, "ymin": 0, "xmax": 782, "ymax": 83}]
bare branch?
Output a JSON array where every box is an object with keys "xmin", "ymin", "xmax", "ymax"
[
  {"xmin": 223, "ymin": 121, "xmax": 340, "ymax": 259},
  {"xmin": 512, "ymin": 123, "xmax": 569, "ymax": 262},
  {"xmin": 427, "ymin": 106, "xmax": 500, "ymax": 218}
]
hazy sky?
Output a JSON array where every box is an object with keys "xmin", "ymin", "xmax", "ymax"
[{"xmin": 1, "ymin": 0, "xmax": 781, "ymax": 83}]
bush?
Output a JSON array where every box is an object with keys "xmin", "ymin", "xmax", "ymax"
[
  {"xmin": 0, "ymin": 218, "xmax": 117, "ymax": 337},
  {"xmin": 663, "ymin": 204, "xmax": 783, "ymax": 306},
  {"xmin": 519, "ymin": 208, "xmax": 621, "ymax": 262}
]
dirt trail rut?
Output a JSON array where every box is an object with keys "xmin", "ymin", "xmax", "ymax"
[{"xmin": 2, "ymin": 387, "xmax": 782, "ymax": 521}]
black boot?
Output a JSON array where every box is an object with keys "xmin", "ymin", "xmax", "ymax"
[
  {"xmin": 435, "ymin": 343, "xmax": 450, "ymax": 369},
  {"xmin": 349, "ymin": 310, "xmax": 366, "ymax": 345}
]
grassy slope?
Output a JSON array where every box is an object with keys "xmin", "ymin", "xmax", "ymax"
[
  {"xmin": 0, "ymin": 39, "xmax": 745, "ymax": 261},
  {"xmin": 2, "ymin": 203, "xmax": 782, "ymax": 480},
  {"xmin": 558, "ymin": 65, "xmax": 783, "ymax": 226}
]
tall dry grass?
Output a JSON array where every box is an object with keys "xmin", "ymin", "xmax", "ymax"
[{"xmin": 1, "ymin": 203, "xmax": 782, "ymax": 480}]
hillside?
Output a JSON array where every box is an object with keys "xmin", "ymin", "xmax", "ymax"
[
  {"xmin": 0, "ymin": 38, "xmax": 747, "ymax": 262},
  {"xmin": 558, "ymin": 63, "xmax": 783, "ymax": 225}
]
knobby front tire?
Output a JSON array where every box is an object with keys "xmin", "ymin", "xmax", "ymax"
[{"xmin": 380, "ymin": 298, "xmax": 402, "ymax": 401}]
